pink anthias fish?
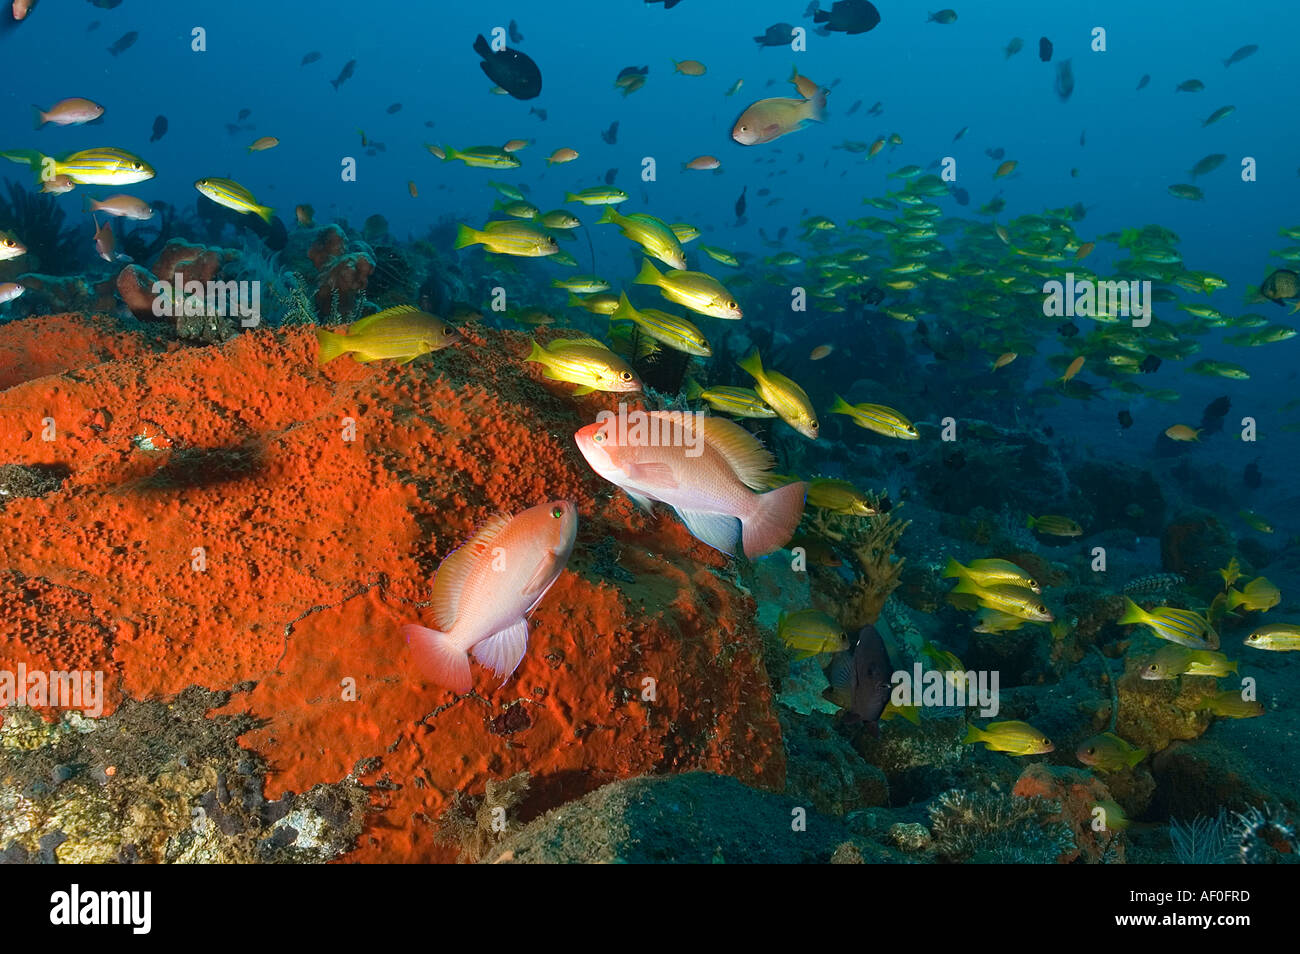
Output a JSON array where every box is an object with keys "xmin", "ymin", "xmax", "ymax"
[
  {"xmin": 574, "ymin": 410, "xmax": 806, "ymax": 558},
  {"xmin": 402, "ymin": 500, "xmax": 578, "ymax": 692}
]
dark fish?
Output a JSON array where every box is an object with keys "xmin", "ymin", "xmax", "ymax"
[
  {"xmin": 88, "ymin": 0, "xmax": 122, "ymax": 6},
  {"xmin": 508, "ymin": 19, "xmax": 524, "ymax": 43},
  {"xmin": 473, "ymin": 33, "xmax": 542, "ymax": 100},
  {"xmin": 812, "ymin": 0, "xmax": 881, "ymax": 35},
  {"xmin": 530, "ymin": 107, "xmax": 548, "ymax": 121},
  {"xmin": 425, "ymin": 120, "xmax": 435, "ymax": 128},
  {"xmin": 604, "ymin": 168, "xmax": 617, "ymax": 185},
  {"xmin": 777, "ymin": 226, "xmax": 788, "ymax": 240},
  {"xmin": 1038, "ymin": 36, "xmax": 1053, "ymax": 62},
  {"xmin": 953, "ymin": 126, "xmax": 968, "ymax": 141},
  {"xmin": 1058, "ymin": 320, "xmax": 1079, "ymax": 337},
  {"xmin": 386, "ymin": 103, "xmax": 402, "ymax": 114},
  {"xmin": 1201, "ymin": 396, "xmax": 1230, "ymax": 434},
  {"xmin": 617, "ymin": 65, "xmax": 649, "ymax": 79},
  {"xmin": 331, "ymin": 59, "xmax": 356, "ymax": 91},
  {"xmin": 1260, "ymin": 268, "xmax": 1300, "ymax": 305},
  {"xmin": 149, "ymin": 115, "xmax": 168, "ymax": 142},
  {"xmin": 224, "ymin": 123, "xmax": 240, "ymax": 135},
  {"xmin": 108, "ymin": 31, "xmax": 138, "ymax": 56},
  {"xmin": 866, "ymin": 101, "xmax": 883, "ymax": 116},
  {"xmin": 757, "ymin": 188, "xmax": 771, "ymax": 196},
  {"xmin": 1080, "ymin": 129, "xmax": 1087, "ymax": 146},
  {"xmin": 985, "ymin": 147, "xmax": 1005, "ymax": 160},
  {"xmin": 301, "ymin": 51, "xmax": 321, "ymax": 65},
  {"xmin": 1054, "ymin": 59, "xmax": 1074, "ymax": 100},
  {"xmin": 1139, "ymin": 354, "xmax": 1161, "ymax": 374},
  {"xmin": 953, "ymin": 186, "xmax": 970, "ymax": 205},
  {"xmin": 1070, "ymin": 201, "xmax": 1087, "ymax": 220},
  {"xmin": 646, "ymin": 0, "xmax": 686, "ymax": 7},
  {"xmin": 735, "ymin": 186, "xmax": 747, "ymax": 219},
  {"xmin": 601, "ymin": 121, "xmax": 619, "ymax": 144},
  {"xmin": 237, "ymin": 108, "xmax": 251, "ymax": 121},
  {"xmin": 1223, "ymin": 44, "xmax": 1258, "ymax": 68},
  {"xmin": 847, "ymin": 99, "xmax": 862, "ymax": 115},
  {"xmin": 1118, "ymin": 410, "xmax": 1133, "ymax": 429},
  {"xmin": 1243, "ymin": 459, "xmax": 1262, "ymax": 488},
  {"xmin": 823, "ymin": 625, "xmax": 892, "ymax": 735},
  {"xmin": 754, "ymin": 22, "xmax": 795, "ymax": 47},
  {"xmin": 87, "ymin": 20, "xmax": 100, "ymax": 31},
  {"xmin": 862, "ymin": 286, "xmax": 884, "ymax": 305},
  {"xmin": 1137, "ymin": 73, "xmax": 1150, "ymax": 90}
]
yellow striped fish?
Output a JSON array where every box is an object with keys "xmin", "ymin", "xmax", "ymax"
[
  {"xmin": 195, "ymin": 177, "xmax": 274, "ymax": 223},
  {"xmin": 684, "ymin": 380, "xmax": 776, "ymax": 418},
  {"xmin": 610, "ymin": 293, "xmax": 710, "ymax": 357},
  {"xmin": 316, "ymin": 305, "xmax": 460, "ymax": 365},
  {"xmin": 46, "ymin": 147, "xmax": 154, "ymax": 186},
  {"xmin": 829, "ymin": 396, "xmax": 919, "ymax": 439},
  {"xmin": 737, "ymin": 348, "xmax": 818, "ymax": 438},
  {"xmin": 634, "ymin": 258, "xmax": 742, "ymax": 319},
  {"xmin": 596, "ymin": 206, "xmax": 686, "ymax": 269}
]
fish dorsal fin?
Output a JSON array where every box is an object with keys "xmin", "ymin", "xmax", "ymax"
[
  {"xmin": 698, "ymin": 415, "xmax": 775, "ymax": 489},
  {"xmin": 430, "ymin": 512, "xmax": 512, "ymax": 628},
  {"xmin": 349, "ymin": 304, "xmax": 424, "ymax": 334}
]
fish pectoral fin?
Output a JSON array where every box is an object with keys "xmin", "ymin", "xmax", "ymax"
[
  {"xmin": 570, "ymin": 385, "xmax": 596, "ymax": 395},
  {"xmin": 674, "ymin": 508, "xmax": 742, "ymax": 556},
  {"xmin": 626, "ymin": 462, "xmax": 677, "ymax": 488},
  {"xmin": 626, "ymin": 491, "xmax": 656, "ymax": 512},
  {"xmin": 472, "ymin": 618, "xmax": 530, "ymax": 682}
]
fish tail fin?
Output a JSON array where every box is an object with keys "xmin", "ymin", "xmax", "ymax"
[
  {"xmin": 1226, "ymin": 589, "xmax": 1244, "ymax": 609},
  {"xmin": 805, "ymin": 87, "xmax": 828, "ymax": 123},
  {"xmin": 82, "ymin": 194, "xmax": 94, "ymax": 213},
  {"xmin": 401, "ymin": 623, "xmax": 472, "ymax": 693},
  {"xmin": 1227, "ymin": 659, "xmax": 1239, "ymax": 675},
  {"xmin": 440, "ymin": 145, "xmax": 457, "ymax": 162},
  {"xmin": 453, "ymin": 223, "xmax": 479, "ymax": 250},
  {"xmin": 632, "ymin": 257, "xmax": 662, "ymax": 287},
  {"xmin": 564, "ymin": 191, "xmax": 578, "ymax": 201},
  {"xmin": 315, "ymin": 329, "xmax": 350, "ymax": 365},
  {"xmin": 254, "ymin": 204, "xmax": 274, "ymax": 225},
  {"xmin": 565, "ymin": 292, "xmax": 584, "ymax": 309},
  {"xmin": 31, "ymin": 106, "xmax": 46, "ymax": 130},
  {"xmin": 1025, "ymin": 514, "xmax": 1037, "ymax": 529},
  {"xmin": 829, "ymin": 393, "xmax": 853, "ymax": 414},
  {"xmin": 737, "ymin": 346, "xmax": 763, "ymax": 379},
  {"xmin": 595, "ymin": 205, "xmax": 619, "ymax": 226},
  {"xmin": 1130, "ymin": 747, "xmax": 1148, "ymax": 767},
  {"xmin": 961, "ymin": 724, "xmax": 982, "ymax": 745},
  {"xmin": 743, "ymin": 481, "xmax": 807, "ymax": 558},
  {"xmin": 525, "ymin": 338, "xmax": 547, "ymax": 364},
  {"xmin": 473, "ymin": 33, "xmax": 492, "ymax": 59},
  {"xmin": 684, "ymin": 376, "xmax": 703, "ymax": 400},
  {"xmin": 611, "ymin": 291, "xmax": 635, "ymax": 322},
  {"xmin": 1118, "ymin": 597, "xmax": 1147, "ymax": 626},
  {"xmin": 942, "ymin": 556, "xmax": 968, "ymax": 580}
]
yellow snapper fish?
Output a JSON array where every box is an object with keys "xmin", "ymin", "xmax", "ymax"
[
  {"xmin": 1026, "ymin": 514, "xmax": 1083, "ymax": 537},
  {"xmin": 777, "ymin": 609, "xmax": 848, "ymax": 660},
  {"xmin": 316, "ymin": 305, "xmax": 460, "ymax": 365},
  {"xmin": 1244, "ymin": 623, "xmax": 1300, "ymax": 652},
  {"xmin": 195, "ymin": 177, "xmax": 274, "ymax": 223},
  {"xmin": 1200, "ymin": 689, "xmax": 1264, "ymax": 719},
  {"xmin": 950, "ymin": 578, "xmax": 1054, "ymax": 622},
  {"xmin": 1118, "ymin": 597, "xmax": 1215, "ymax": 649},
  {"xmin": 684, "ymin": 380, "xmax": 776, "ymax": 418},
  {"xmin": 973, "ymin": 607, "xmax": 1028, "ymax": 633},
  {"xmin": 943, "ymin": 557, "xmax": 1040, "ymax": 593},
  {"xmin": 1075, "ymin": 732, "xmax": 1147, "ymax": 772},
  {"xmin": 454, "ymin": 220, "xmax": 559, "ymax": 257},
  {"xmin": 634, "ymin": 258, "xmax": 742, "ymax": 319},
  {"xmin": 610, "ymin": 293, "xmax": 711, "ymax": 357},
  {"xmin": 828, "ymin": 396, "xmax": 919, "ymax": 439},
  {"xmin": 805, "ymin": 478, "xmax": 877, "ymax": 516},
  {"xmin": 962, "ymin": 720, "xmax": 1054, "ymax": 755},
  {"xmin": 596, "ymin": 206, "xmax": 686, "ymax": 269},
  {"xmin": 440, "ymin": 144, "xmax": 521, "ymax": 169},
  {"xmin": 526, "ymin": 337, "xmax": 642, "ymax": 395},
  {"xmin": 565, "ymin": 187, "xmax": 628, "ymax": 206},
  {"xmin": 1227, "ymin": 577, "xmax": 1280, "ymax": 613},
  {"xmin": 1139, "ymin": 644, "xmax": 1237, "ymax": 679},
  {"xmin": 43, "ymin": 147, "xmax": 154, "ymax": 186},
  {"xmin": 737, "ymin": 348, "xmax": 818, "ymax": 439}
]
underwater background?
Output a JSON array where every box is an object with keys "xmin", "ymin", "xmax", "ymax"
[{"xmin": 0, "ymin": 0, "xmax": 1297, "ymax": 864}]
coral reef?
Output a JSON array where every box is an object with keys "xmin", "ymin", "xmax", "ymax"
[
  {"xmin": 0, "ymin": 314, "xmax": 786, "ymax": 862},
  {"xmin": 0, "ymin": 179, "xmax": 79, "ymax": 276},
  {"xmin": 807, "ymin": 507, "xmax": 910, "ymax": 630},
  {"xmin": 928, "ymin": 787, "xmax": 1077, "ymax": 864}
]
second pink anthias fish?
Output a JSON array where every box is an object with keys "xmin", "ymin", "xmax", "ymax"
[{"xmin": 402, "ymin": 500, "xmax": 577, "ymax": 692}]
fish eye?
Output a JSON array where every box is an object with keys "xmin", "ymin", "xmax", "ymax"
[
  {"xmin": 739, "ymin": 125, "xmax": 748, "ymax": 132},
  {"xmin": 619, "ymin": 371, "xmax": 633, "ymax": 381},
  {"xmin": 593, "ymin": 430, "xmax": 604, "ymax": 443},
  {"xmin": 1085, "ymin": 747, "xmax": 1095, "ymax": 756},
  {"xmin": 810, "ymin": 420, "xmax": 819, "ymax": 429},
  {"xmin": 551, "ymin": 505, "xmax": 563, "ymax": 518},
  {"xmin": 133, "ymin": 162, "xmax": 143, "ymax": 170},
  {"xmin": 727, "ymin": 301, "xmax": 737, "ymax": 309}
]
